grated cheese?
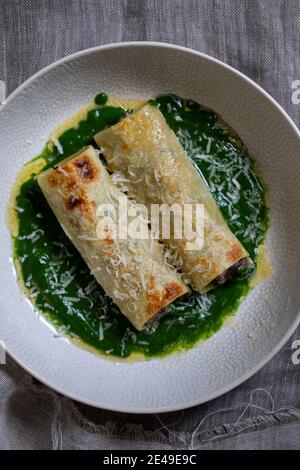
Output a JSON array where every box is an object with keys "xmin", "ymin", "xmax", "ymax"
[{"xmin": 51, "ymin": 137, "xmax": 64, "ymax": 155}]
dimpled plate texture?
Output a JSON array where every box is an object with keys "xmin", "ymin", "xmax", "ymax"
[{"xmin": 0, "ymin": 43, "xmax": 300, "ymax": 413}]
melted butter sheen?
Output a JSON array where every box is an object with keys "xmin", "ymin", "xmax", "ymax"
[{"xmin": 12, "ymin": 94, "xmax": 269, "ymax": 358}]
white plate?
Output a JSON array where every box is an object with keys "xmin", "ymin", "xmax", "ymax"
[{"xmin": 0, "ymin": 42, "xmax": 299, "ymax": 413}]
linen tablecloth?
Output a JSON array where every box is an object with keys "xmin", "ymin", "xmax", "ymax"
[{"xmin": 0, "ymin": 0, "xmax": 299, "ymax": 450}]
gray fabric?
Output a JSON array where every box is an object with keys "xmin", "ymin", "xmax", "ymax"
[{"xmin": 0, "ymin": 0, "xmax": 299, "ymax": 450}]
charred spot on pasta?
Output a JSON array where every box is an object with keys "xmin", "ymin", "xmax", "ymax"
[
  {"xmin": 74, "ymin": 156, "xmax": 98, "ymax": 181},
  {"xmin": 66, "ymin": 195, "xmax": 83, "ymax": 210},
  {"xmin": 226, "ymin": 243, "xmax": 244, "ymax": 263},
  {"xmin": 165, "ymin": 281, "xmax": 185, "ymax": 301}
]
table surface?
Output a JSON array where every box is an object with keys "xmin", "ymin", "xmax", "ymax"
[{"xmin": 0, "ymin": 0, "xmax": 299, "ymax": 450}]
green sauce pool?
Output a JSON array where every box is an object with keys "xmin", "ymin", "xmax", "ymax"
[{"xmin": 12, "ymin": 94, "xmax": 268, "ymax": 358}]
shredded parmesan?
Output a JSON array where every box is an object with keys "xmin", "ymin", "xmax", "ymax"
[{"xmin": 51, "ymin": 137, "xmax": 64, "ymax": 155}]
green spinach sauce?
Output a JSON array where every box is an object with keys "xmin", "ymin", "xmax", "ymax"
[{"xmin": 13, "ymin": 94, "xmax": 268, "ymax": 358}]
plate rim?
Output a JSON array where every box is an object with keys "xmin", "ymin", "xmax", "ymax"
[{"xmin": 1, "ymin": 41, "xmax": 300, "ymax": 413}]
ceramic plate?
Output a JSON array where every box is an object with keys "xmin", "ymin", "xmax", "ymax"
[{"xmin": 0, "ymin": 42, "xmax": 299, "ymax": 413}]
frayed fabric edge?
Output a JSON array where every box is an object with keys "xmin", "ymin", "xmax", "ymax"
[
  {"xmin": 67, "ymin": 397, "xmax": 300, "ymax": 449},
  {"xmin": 3, "ymin": 382, "xmax": 300, "ymax": 449}
]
